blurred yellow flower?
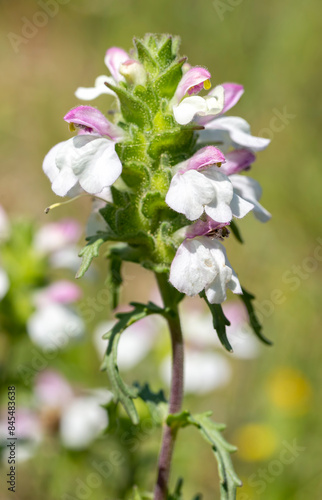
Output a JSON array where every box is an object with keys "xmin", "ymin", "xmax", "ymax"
[
  {"xmin": 234, "ymin": 423, "xmax": 278, "ymax": 462},
  {"xmin": 266, "ymin": 367, "xmax": 312, "ymax": 415}
]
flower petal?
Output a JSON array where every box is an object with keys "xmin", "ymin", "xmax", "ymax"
[
  {"xmin": 166, "ymin": 170, "xmax": 215, "ymax": 221},
  {"xmin": 75, "ymin": 75, "xmax": 116, "ymax": 100},
  {"xmin": 205, "ymin": 241, "xmax": 242, "ymax": 303},
  {"xmin": 183, "ymin": 146, "xmax": 225, "ymax": 172},
  {"xmin": 204, "ymin": 116, "xmax": 271, "ymax": 151},
  {"xmin": 175, "ymin": 66, "xmax": 211, "ymax": 102},
  {"xmin": 230, "ymin": 192, "xmax": 254, "ymax": 218},
  {"xmin": 202, "ymin": 168, "xmax": 234, "ymax": 223},
  {"xmin": 169, "ymin": 237, "xmax": 219, "ymax": 296},
  {"xmin": 221, "ymin": 83, "xmax": 244, "ymax": 114},
  {"xmin": 104, "ymin": 47, "xmax": 130, "ymax": 82},
  {"xmin": 173, "ymin": 86, "xmax": 224, "ymax": 125},
  {"xmin": 220, "ymin": 149, "xmax": 256, "ymax": 176},
  {"xmin": 230, "ymin": 175, "xmax": 271, "ymax": 222},
  {"xmin": 55, "ymin": 136, "xmax": 122, "ymax": 196},
  {"xmin": 64, "ymin": 105, "xmax": 123, "ymax": 141}
]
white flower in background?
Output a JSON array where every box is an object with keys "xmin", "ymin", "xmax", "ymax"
[
  {"xmin": 27, "ymin": 303, "xmax": 85, "ymax": 350},
  {"xmin": 160, "ymin": 350, "xmax": 232, "ymax": 394},
  {"xmin": 0, "ymin": 409, "xmax": 42, "ymax": 463},
  {"xmin": 170, "ymin": 221, "xmax": 242, "ymax": 304},
  {"xmin": 75, "ymin": 47, "xmax": 130, "ymax": 100},
  {"xmin": 86, "ymin": 198, "xmax": 111, "ymax": 237},
  {"xmin": 166, "ymin": 146, "xmax": 254, "ymax": 223},
  {"xmin": 173, "ymin": 66, "xmax": 224, "ymax": 125},
  {"xmin": 34, "ymin": 219, "xmax": 81, "ymax": 254},
  {"xmin": 94, "ymin": 313, "xmax": 162, "ymax": 370},
  {"xmin": 0, "ymin": 206, "xmax": 10, "ymax": 241},
  {"xmin": 222, "ymin": 302, "xmax": 260, "ymax": 359},
  {"xmin": 0, "ymin": 268, "xmax": 10, "ymax": 300},
  {"xmin": 60, "ymin": 390, "xmax": 110, "ymax": 450},
  {"xmin": 35, "ymin": 371, "xmax": 111, "ymax": 450}
]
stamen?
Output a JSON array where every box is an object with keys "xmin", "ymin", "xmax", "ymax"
[
  {"xmin": 69, "ymin": 123, "xmax": 76, "ymax": 132},
  {"xmin": 203, "ymin": 79, "xmax": 211, "ymax": 90}
]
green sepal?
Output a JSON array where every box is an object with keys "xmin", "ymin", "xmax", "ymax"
[
  {"xmin": 148, "ymin": 127, "xmax": 194, "ymax": 160},
  {"xmin": 157, "ymin": 36, "xmax": 176, "ymax": 70},
  {"xmin": 201, "ymin": 293, "xmax": 233, "ymax": 352},
  {"xmin": 154, "ymin": 58, "xmax": 186, "ymax": 99},
  {"xmin": 141, "ymin": 191, "xmax": 168, "ymax": 219},
  {"xmin": 134, "ymin": 38, "xmax": 159, "ymax": 76},
  {"xmin": 105, "ymin": 82, "xmax": 152, "ymax": 129},
  {"xmin": 121, "ymin": 161, "xmax": 151, "ymax": 188},
  {"xmin": 166, "ymin": 411, "xmax": 242, "ymax": 500},
  {"xmin": 101, "ymin": 302, "xmax": 168, "ymax": 423},
  {"xmin": 76, "ymin": 233, "xmax": 112, "ymax": 279},
  {"xmin": 240, "ymin": 287, "xmax": 273, "ymax": 345},
  {"xmin": 110, "ymin": 185, "xmax": 130, "ymax": 207},
  {"xmin": 134, "ymin": 82, "xmax": 160, "ymax": 114},
  {"xmin": 229, "ymin": 221, "xmax": 244, "ymax": 244}
]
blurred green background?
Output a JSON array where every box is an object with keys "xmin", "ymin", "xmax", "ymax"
[{"xmin": 1, "ymin": 0, "xmax": 322, "ymax": 498}]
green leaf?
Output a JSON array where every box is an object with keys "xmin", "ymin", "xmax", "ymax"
[
  {"xmin": 141, "ymin": 191, "xmax": 168, "ymax": 219},
  {"xmin": 134, "ymin": 382, "xmax": 168, "ymax": 425},
  {"xmin": 168, "ymin": 478, "xmax": 184, "ymax": 500},
  {"xmin": 157, "ymin": 36, "xmax": 175, "ymax": 69},
  {"xmin": 240, "ymin": 287, "xmax": 273, "ymax": 345},
  {"xmin": 201, "ymin": 293, "xmax": 232, "ymax": 352},
  {"xmin": 154, "ymin": 58, "xmax": 186, "ymax": 99},
  {"xmin": 167, "ymin": 411, "xmax": 242, "ymax": 500},
  {"xmin": 101, "ymin": 302, "xmax": 168, "ymax": 424},
  {"xmin": 229, "ymin": 221, "xmax": 243, "ymax": 244},
  {"xmin": 134, "ymin": 38, "xmax": 159, "ymax": 76},
  {"xmin": 108, "ymin": 253, "xmax": 123, "ymax": 309},
  {"xmin": 105, "ymin": 82, "xmax": 152, "ymax": 128},
  {"xmin": 76, "ymin": 234, "xmax": 110, "ymax": 278}
]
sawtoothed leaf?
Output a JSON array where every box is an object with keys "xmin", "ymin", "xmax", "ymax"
[
  {"xmin": 167, "ymin": 411, "xmax": 242, "ymax": 500},
  {"xmin": 76, "ymin": 233, "xmax": 111, "ymax": 278},
  {"xmin": 201, "ymin": 293, "xmax": 232, "ymax": 352},
  {"xmin": 240, "ymin": 287, "xmax": 273, "ymax": 345}
]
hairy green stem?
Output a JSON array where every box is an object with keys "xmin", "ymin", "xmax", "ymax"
[{"xmin": 154, "ymin": 273, "xmax": 184, "ymax": 500}]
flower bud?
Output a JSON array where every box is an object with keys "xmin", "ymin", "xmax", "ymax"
[{"xmin": 119, "ymin": 59, "xmax": 147, "ymax": 87}]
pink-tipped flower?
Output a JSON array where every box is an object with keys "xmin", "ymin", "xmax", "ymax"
[
  {"xmin": 221, "ymin": 83, "xmax": 244, "ymax": 114},
  {"xmin": 34, "ymin": 219, "xmax": 81, "ymax": 253},
  {"xmin": 104, "ymin": 47, "xmax": 130, "ymax": 82},
  {"xmin": 173, "ymin": 67, "xmax": 224, "ymax": 125},
  {"xmin": 220, "ymin": 149, "xmax": 256, "ymax": 176},
  {"xmin": 166, "ymin": 146, "xmax": 253, "ymax": 222},
  {"xmin": 119, "ymin": 59, "xmax": 147, "ymax": 86},
  {"xmin": 64, "ymin": 106, "xmax": 123, "ymax": 141},
  {"xmin": 175, "ymin": 66, "xmax": 211, "ymax": 102},
  {"xmin": 75, "ymin": 46, "xmax": 130, "ymax": 101},
  {"xmin": 35, "ymin": 280, "xmax": 83, "ymax": 307}
]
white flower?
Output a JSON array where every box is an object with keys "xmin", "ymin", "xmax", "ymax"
[
  {"xmin": 43, "ymin": 135, "xmax": 122, "ymax": 198},
  {"xmin": 229, "ymin": 174, "xmax": 271, "ymax": 222},
  {"xmin": 0, "ymin": 268, "xmax": 9, "ymax": 300},
  {"xmin": 94, "ymin": 315, "xmax": 161, "ymax": 370},
  {"xmin": 27, "ymin": 303, "xmax": 85, "ymax": 350},
  {"xmin": 165, "ymin": 146, "xmax": 253, "ymax": 223},
  {"xmin": 0, "ymin": 206, "xmax": 10, "ymax": 241},
  {"xmin": 60, "ymin": 391, "xmax": 110, "ymax": 450},
  {"xmin": 198, "ymin": 116, "xmax": 270, "ymax": 152},
  {"xmin": 169, "ymin": 236, "xmax": 242, "ymax": 304},
  {"xmin": 160, "ymin": 350, "xmax": 231, "ymax": 394},
  {"xmin": 75, "ymin": 47, "xmax": 130, "ymax": 100}
]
